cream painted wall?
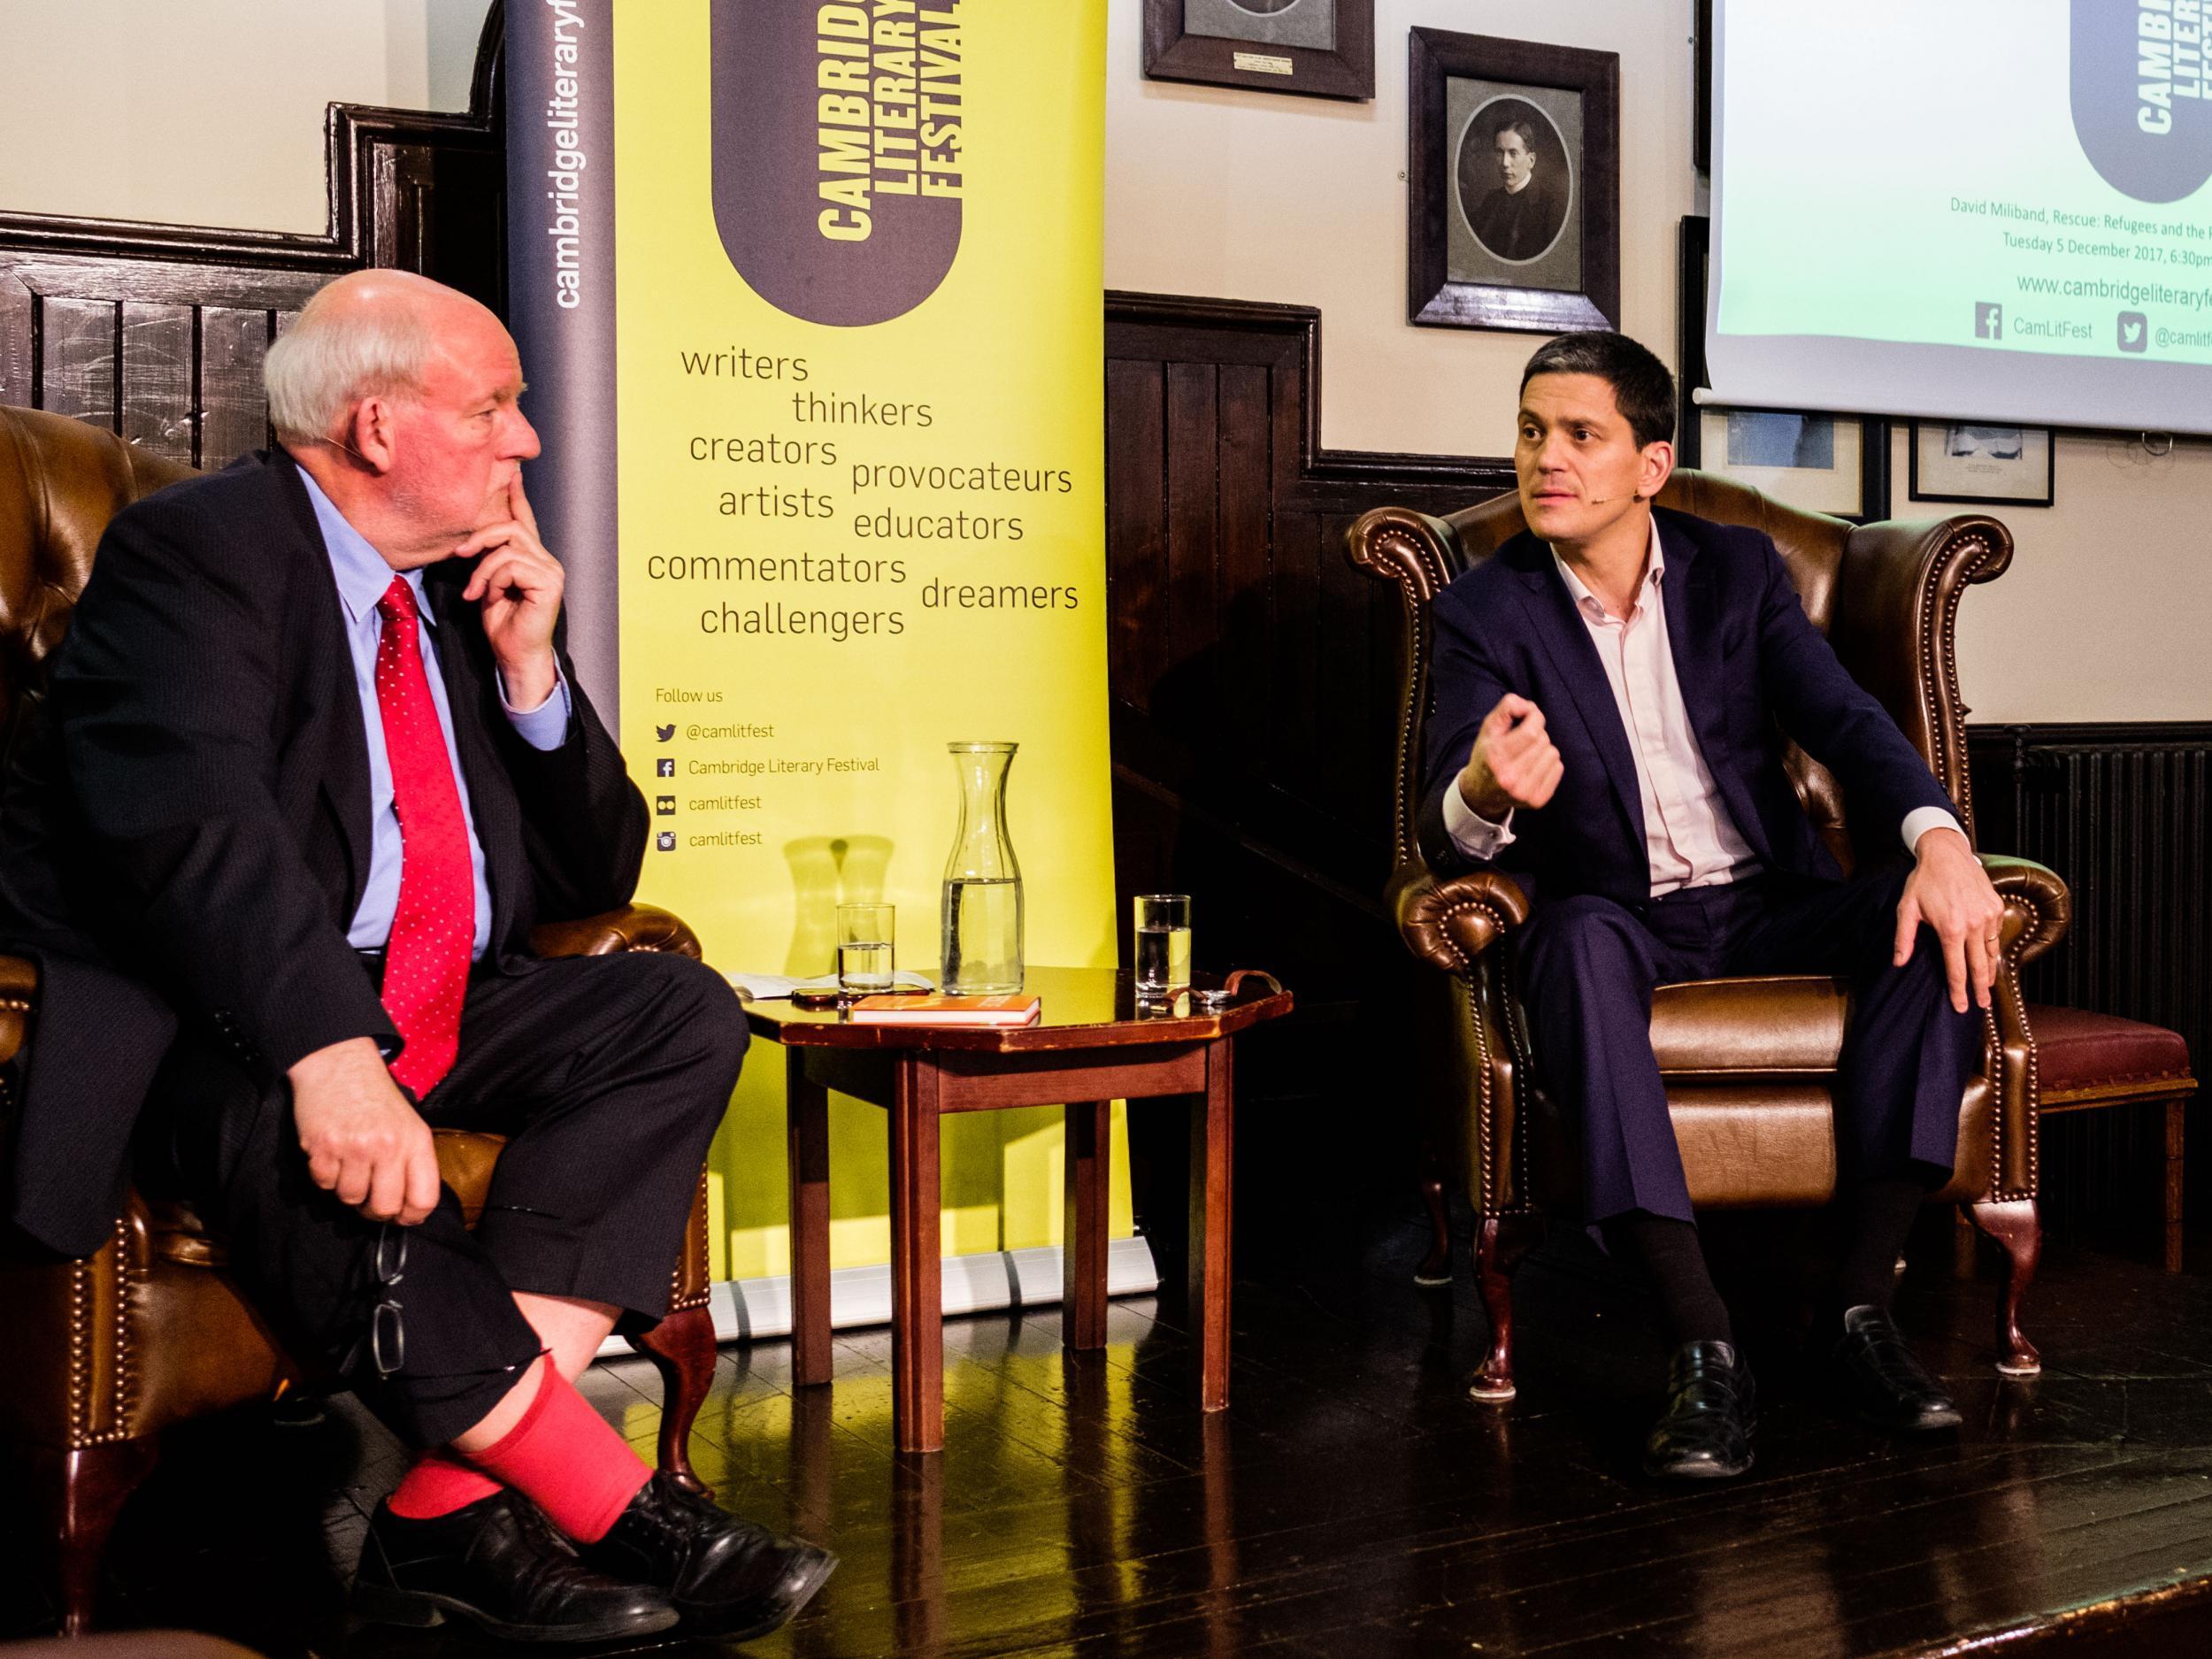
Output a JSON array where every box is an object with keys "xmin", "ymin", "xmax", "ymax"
[
  {"xmin": 0, "ymin": 0, "xmax": 2200, "ymax": 718},
  {"xmin": 0, "ymin": 0, "xmax": 493, "ymax": 234},
  {"xmin": 1104, "ymin": 0, "xmax": 2211, "ymax": 723}
]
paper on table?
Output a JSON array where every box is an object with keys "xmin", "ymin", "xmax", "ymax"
[{"xmin": 722, "ymin": 969, "xmax": 936, "ymax": 1002}]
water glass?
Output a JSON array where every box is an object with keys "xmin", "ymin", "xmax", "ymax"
[
  {"xmin": 836, "ymin": 902, "xmax": 895, "ymax": 994},
  {"xmin": 1133, "ymin": 894, "xmax": 1192, "ymax": 995}
]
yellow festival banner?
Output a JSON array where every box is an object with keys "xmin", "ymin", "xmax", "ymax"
[{"xmin": 509, "ymin": 0, "xmax": 1123, "ymax": 1282}]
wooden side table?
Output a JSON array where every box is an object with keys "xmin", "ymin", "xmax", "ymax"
[{"xmin": 744, "ymin": 966, "xmax": 1292, "ymax": 1453}]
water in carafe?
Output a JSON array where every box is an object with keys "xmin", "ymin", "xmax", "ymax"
[{"xmin": 940, "ymin": 742, "xmax": 1025, "ymax": 994}]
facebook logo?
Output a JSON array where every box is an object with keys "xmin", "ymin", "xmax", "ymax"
[
  {"xmin": 2118, "ymin": 311, "xmax": 2149, "ymax": 351},
  {"xmin": 656, "ymin": 757, "xmax": 675, "ymax": 778},
  {"xmin": 1974, "ymin": 303, "xmax": 2003, "ymax": 341}
]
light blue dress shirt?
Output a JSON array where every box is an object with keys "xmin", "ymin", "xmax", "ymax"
[{"xmin": 298, "ymin": 467, "xmax": 572, "ymax": 960}]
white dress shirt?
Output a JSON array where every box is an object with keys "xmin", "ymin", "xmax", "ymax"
[{"xmin": 1442, "ymin": 515, "xmax": 1962, "ymax": 895}]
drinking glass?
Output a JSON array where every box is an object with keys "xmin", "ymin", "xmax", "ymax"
[
  {"xmin": 836, "ymin": 902, "xmax": 896, "ymax": 994},
  {"xmin": 1133, "ymin": 894, "xmax": 1192, "ymax": 996}
]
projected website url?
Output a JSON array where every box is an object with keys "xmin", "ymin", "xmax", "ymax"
[{"xmin": 2015, "ymin": 273, "xmax": 2212, "ymax": 311}]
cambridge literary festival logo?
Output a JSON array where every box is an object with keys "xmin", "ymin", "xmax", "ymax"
[
  {"xmin": 2072, "ymin": 0, "xmax": 2212, "ymax": 204},
  {"xmin": 710, "ymin": 0, "xmax": 966, "ymax": 326}
]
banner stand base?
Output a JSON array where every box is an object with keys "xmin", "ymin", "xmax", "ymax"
[{"xmin": 596, "ymin": 1236, "xmax": 1161, "ymax": 1356}]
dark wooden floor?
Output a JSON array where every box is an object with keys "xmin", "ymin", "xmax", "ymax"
[{"xmin": 12, "ymin": 1200, "xmax": 2212, "ymax": 1658}]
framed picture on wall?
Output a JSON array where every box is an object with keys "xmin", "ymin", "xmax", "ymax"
[
  {"xmin": 1909, "ymin": 421, "xmax": 2056, "ymax": 507},
  {"xmin": 1675, "ymin": 215, "xmax": 1891, "ymax": 520},
  {"xmin": 1407, "ymin": 29, "xmax": 1620, "ymax": 334},
  {"xmin": 1142, "ymin": 0, "xmax": 1375, "ymax": 102}
]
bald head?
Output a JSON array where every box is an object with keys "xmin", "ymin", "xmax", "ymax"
[{"xmin": 265, "ymin": 270, "xmax": 507, "ymax": 447}]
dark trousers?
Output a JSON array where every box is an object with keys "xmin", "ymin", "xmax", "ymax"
[
  {"xmin": 1516, "ymin": 862, "xmax": 1978, "ymax": 1229},
  {"xmin": 142, "ymin": 949, "xmax": 748, "ymax": 1449}
]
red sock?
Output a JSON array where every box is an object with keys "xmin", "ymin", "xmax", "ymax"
[
  {"xmin": 458, "ymin": 1361, "xmax": 654, "ymax": 1543},
  {"xmin": 388, "ymin": 1451, "xmax": 503, "ymax": 1520}
]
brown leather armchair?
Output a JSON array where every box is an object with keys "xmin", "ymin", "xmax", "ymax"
[
  {"xmin": 0, "ymin": 405, "xmax": 720, "ymax": 1633},
  {"xmin": 1346, "ymin": 470, "xmax": 2070, "ymax": 1402}
]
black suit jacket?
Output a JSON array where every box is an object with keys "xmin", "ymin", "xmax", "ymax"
[
  {"xmin": 1416, "ymin": 509, "xmax": 1956, "ymax": 910},
  {"xmin": 0, "ymin": 451, "xmax": 646, "ymax": 1255}
]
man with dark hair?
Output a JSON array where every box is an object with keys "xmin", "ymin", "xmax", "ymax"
[
  {"xmin": 1466, "ymin": 114, "xmax": 1568, "ymax": 262},
  {"xmin": 1419, "ymin": 330, "xmax": 2007, "ymax": 1479}
]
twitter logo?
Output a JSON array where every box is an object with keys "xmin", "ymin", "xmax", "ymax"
[
  {"xmin": 656, "ymin": 723, "xmax": 677, "ymax": 741},
  {"xmin": 2119, "ymin": 311, "xmax": 2148, "ymax": 351}
]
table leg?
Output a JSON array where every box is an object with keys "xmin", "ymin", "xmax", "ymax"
[
  {"xmin": 787, "ymin": 1048, "xmax": 834, "ymax": 1387},
  {"xmin": 1191, "ymin": 1040, "xmax": 1234, "ymax": 1412},
  {"xmin": 891, "ymin": 1056, "xmax": 945, "ymax": 1453},
  {"xmin": 2166, "ymin": 1094, "xmax": 2190, "ymax": 1274},
  {"xmin": 1063, "ymin": 1100, "xmax": 1110, "ymax": 1351}
]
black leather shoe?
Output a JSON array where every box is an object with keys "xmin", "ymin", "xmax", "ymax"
[
  {"xmin": 1833, "ymin": 1304, "xmax": 1962, "ymax": 1432},
  {"xmin": 582, "ymin": 1471, "xmax": 838, "ymax": 1638},
  {"xmin": 1642, "ymin": 1340, "xmax": 1756, "ymax": 1479},
  {"xmin": 353, "ymin": 1490, "xmax": 680, "ymax": 1643}
]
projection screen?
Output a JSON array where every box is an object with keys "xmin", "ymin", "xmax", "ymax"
[{"xmin": 1706, "ymin": 1, "xmax": 2212, "ymax": 433}]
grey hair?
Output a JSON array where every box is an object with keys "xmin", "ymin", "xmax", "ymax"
[{"xmin": 264, "ymin": 282, "xmax": 434, "ymax": 443}]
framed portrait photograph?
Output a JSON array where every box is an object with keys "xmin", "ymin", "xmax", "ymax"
[
  {"xmin": 1675, "ymin": 215, "xmax": 1892, "ymax": 521},
  {"xmin": 1909, "ymin": 421, "xmax": 2056, "ymax": 507},
  {"xmin": 1408, "ymin": 29, "xmax": 1619, "ymax": 334},
  {"xmin": 1142, "ymin": 0, "xmax": 1375, "ymax": 102}
]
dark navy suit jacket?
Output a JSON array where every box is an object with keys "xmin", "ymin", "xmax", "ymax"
[{"xmin": 1416, "ymin": 508, "xmax": 1956, "ymax": 910}]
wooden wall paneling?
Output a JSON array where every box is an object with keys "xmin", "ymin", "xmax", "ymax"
[
  {"xmin": 1265, "ymin": 509, "xmax": 1321, "ymax": 814},
  {"xmin": 1216, "ymin": 364, "xmax": 1271, "ymax": 732},
  {"xmin": 37, "ymin": 299, "xmax": 118, "ymax": 429},
  {"xmin": 119, "ymin": 303, "xmax": 196, "ymax": 465},
  {"xmin": 1164, "ymin": 362, "xmax": 1221, "ymax": 703},
  {"xmin": 1104, "ymin": 358, "xmax": 1167, "ymax": 716},
  {"xmin": 0, "ymin": 271, "xmax": 31, "ymax": 409},
  {"xmin": 0, "ymin": 1, "xmax": 508, "ymax": 455},
  {"xmin": 198, "ymin": 308, "xmax": 273, "ymax": 469}
]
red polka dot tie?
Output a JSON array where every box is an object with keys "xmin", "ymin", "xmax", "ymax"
[{"xmin": 373, "ymin": 576, "xmax": 472, "ymax": 1099}]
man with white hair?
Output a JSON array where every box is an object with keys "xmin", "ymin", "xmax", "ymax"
[{"xmin": 0, "ymin": 270, "xmax": 834, "ymax": 1643}]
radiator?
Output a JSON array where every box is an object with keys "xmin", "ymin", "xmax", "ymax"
[{"xmin": 1976, "ymin": 726, "xmax": 2209, "ymax": 1228}]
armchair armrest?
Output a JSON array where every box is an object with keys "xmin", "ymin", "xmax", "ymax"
[
  {"xmin": 1389, "ymin": 861, "xmax": 1530, "ymax": 973},
  {"xmin": 530, "ymin": 903, "xmax": 703, "ymax": 962},
  {"xmin": 0, "ymin": 953, "xmax": 35, "ymax": 1070},
  {"xmin": 1980, "ymin": 854, "xmax": 2070, "ymax": 965},
  {"xmin": 1977, "ymin": 853, "xmax": 2068, "ymax": 1203}
]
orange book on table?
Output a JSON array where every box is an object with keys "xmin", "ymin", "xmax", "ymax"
[{"xmin": 849, "ymin": 993, "xmax": 1042, "ymax": 1026}]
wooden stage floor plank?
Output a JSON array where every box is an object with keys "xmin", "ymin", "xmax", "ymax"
[{"xmin": 11, "ymin": 1210, "xmax": 2212, "ymax": 1657}]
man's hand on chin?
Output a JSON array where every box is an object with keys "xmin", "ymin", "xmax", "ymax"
[
  {"xmin": 460, "ymin": 473, "xmax": 565, "ymax": 710},
  {"xmin": 289, "ymin": 1036, "xmax": 442, "ymax": 1225},
  {"xmin": 1893, "ymin": 826, "xmax": 2008, "ymax": 1014}
]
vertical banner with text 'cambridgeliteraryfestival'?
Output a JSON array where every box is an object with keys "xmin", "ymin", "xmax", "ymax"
[{"xmin": 509, "ymin": 0, "xmax": 1123, "ymax": 1284}]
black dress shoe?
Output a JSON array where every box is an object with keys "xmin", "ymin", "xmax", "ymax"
[
  {"xmin": 1833, "ymin": 1304, "xmax": 1962, "ymax": 1432},
  {"xmin": 581, "ymin": 1471, "xmax": 838, "ymax": 1638},
  {"xmin": 1643, "ymin": 1340, "xmax": 1756, "ymax": 1480},
  {"xmin": 353, "ymin": 1490, "xmax": 680, "ymax": 1643}
]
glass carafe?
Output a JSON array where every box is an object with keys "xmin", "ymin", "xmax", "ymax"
[{"xmin": 940, "ymin": 741, "xmax": 1025, "ymax": 993}]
